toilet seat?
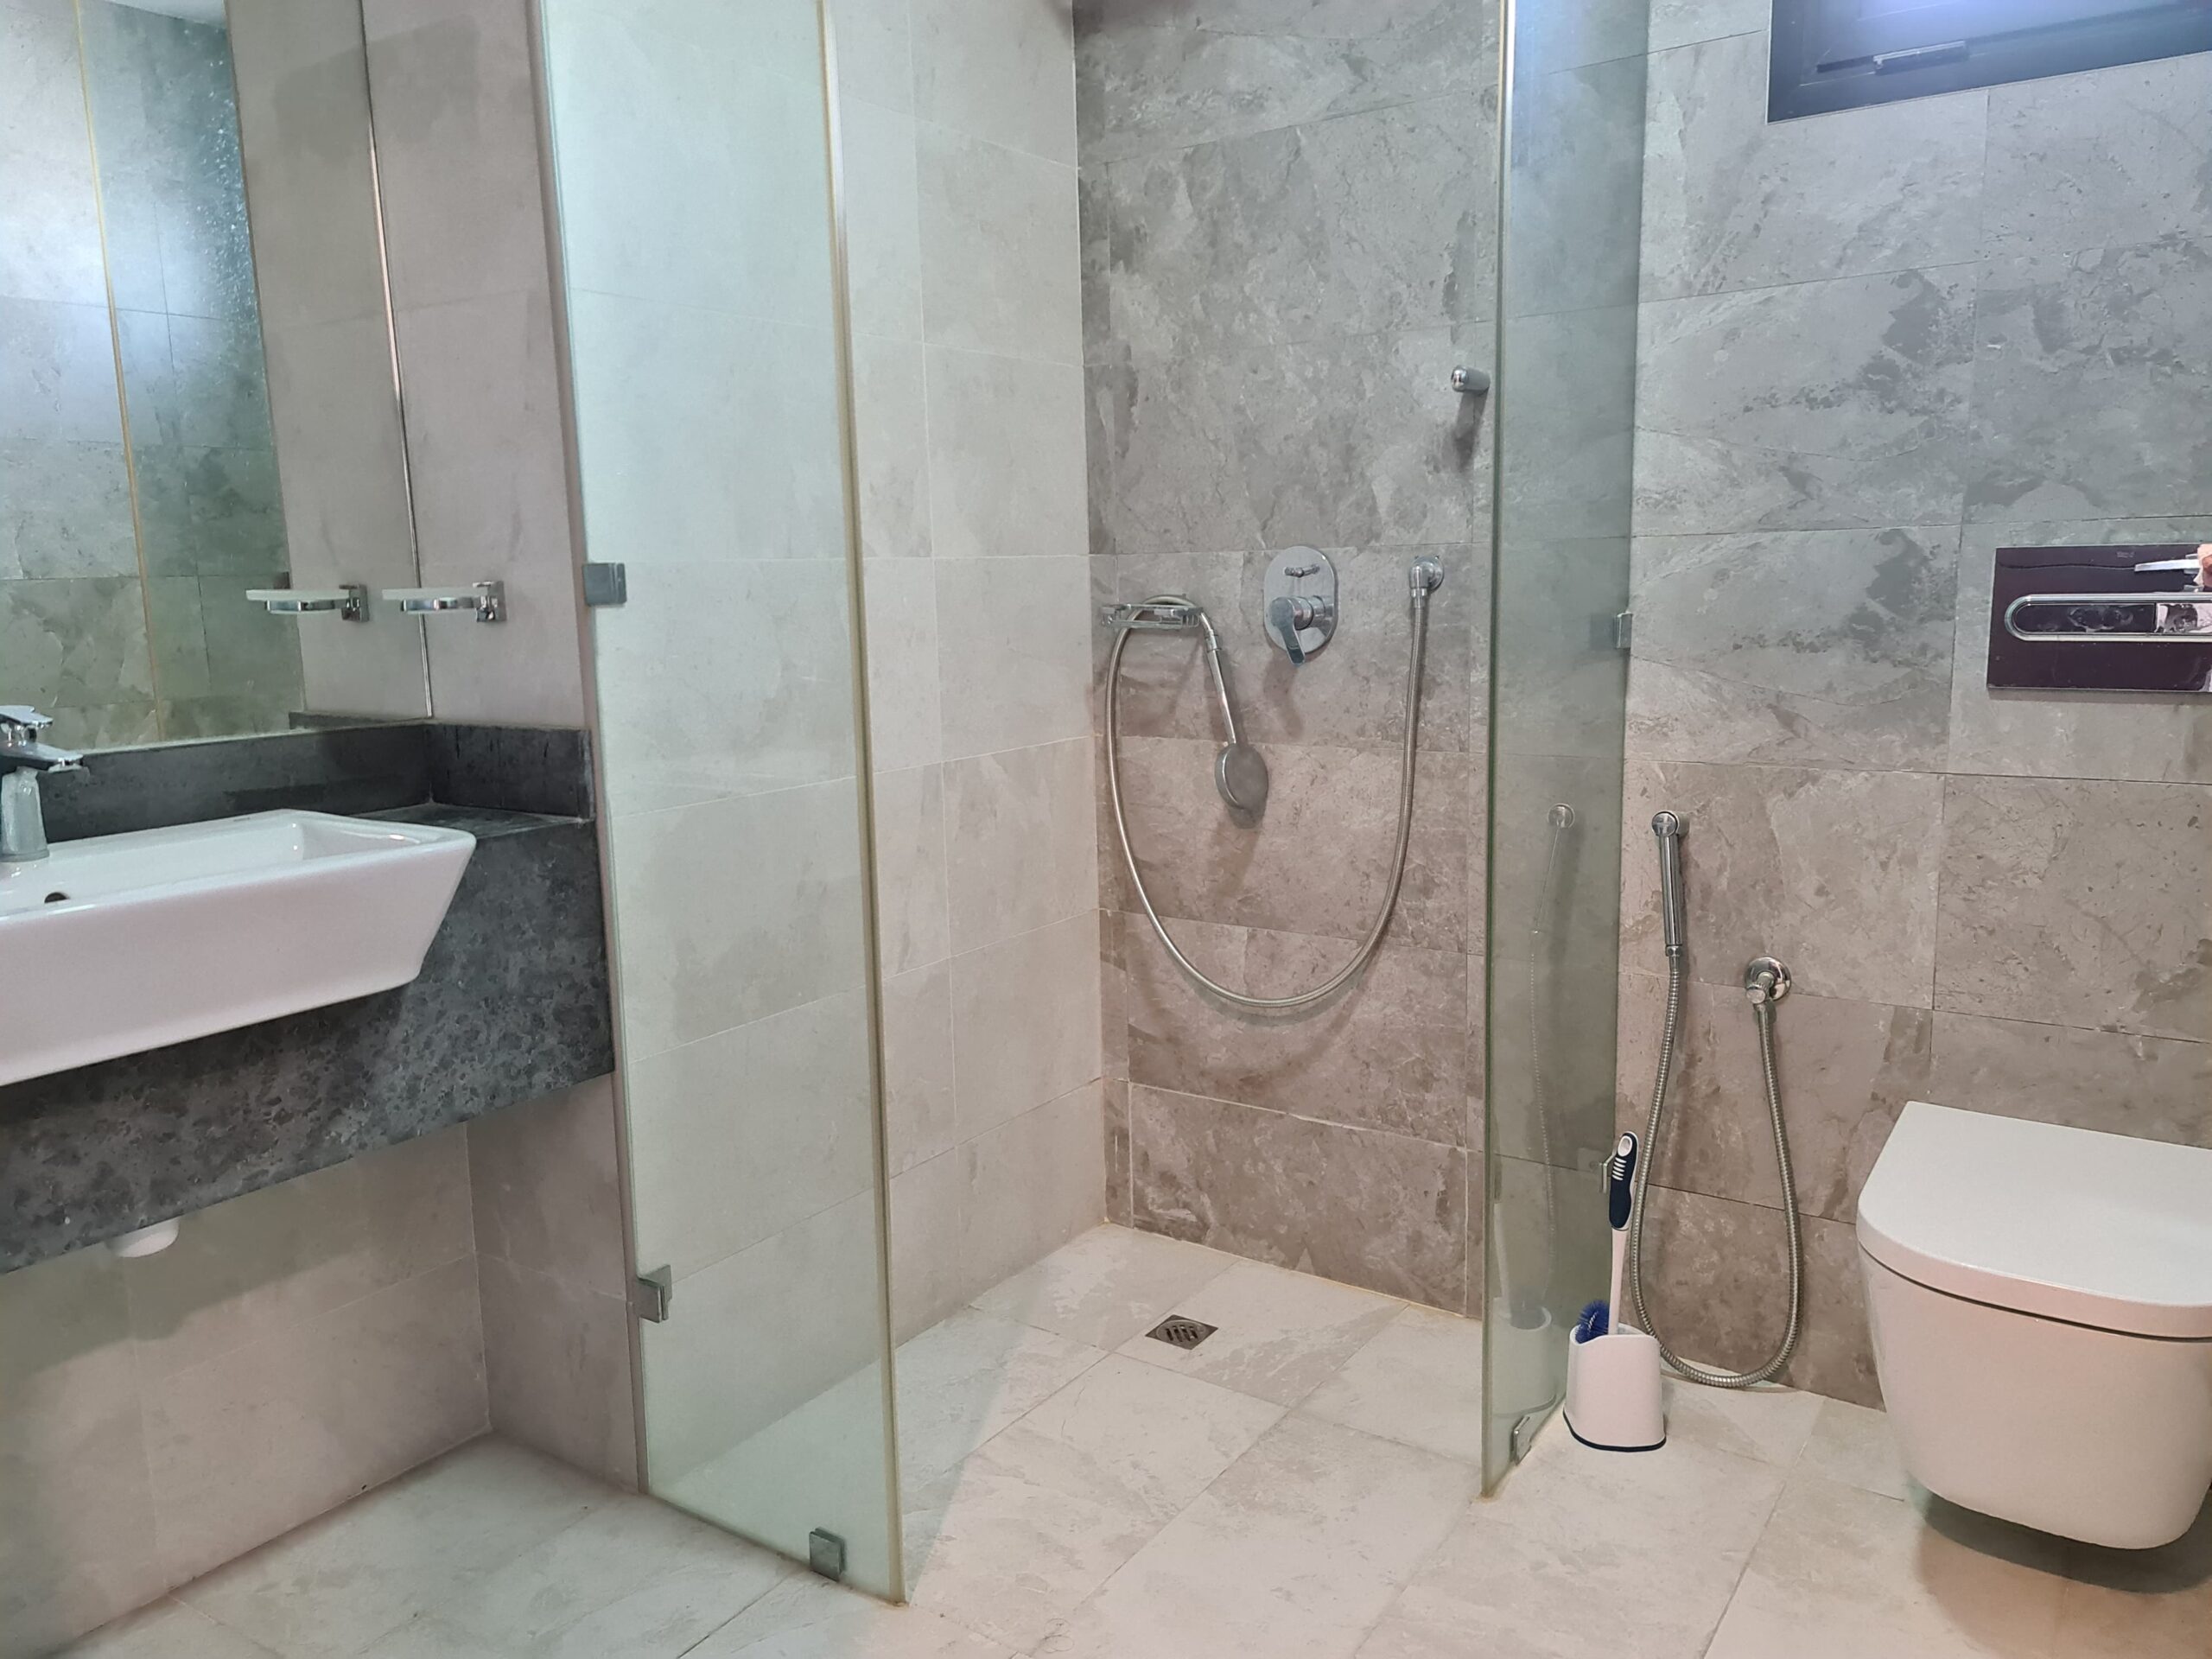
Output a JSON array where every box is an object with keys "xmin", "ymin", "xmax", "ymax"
[{"xmin": 1858, "ymin": 1103, "xmax": 2212, "ymax": 1339}]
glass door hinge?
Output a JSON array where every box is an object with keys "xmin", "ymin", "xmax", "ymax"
[
  {"xmin": 582, "ymin": 562, "xmax": 628, "ymax": 607},
  {"xmin": 631, "ymin": 1265, "xmax": 672, "ymax": 1323},
  {"xmin": 1614, "ymin": 611, "xmax": 1635, "ymax": 651},
  {"xmin": 809, "ymin": 1529, "xmax": 847, "ymax": 1581}
]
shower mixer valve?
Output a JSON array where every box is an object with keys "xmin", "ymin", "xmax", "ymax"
[{"xmin": 1262, "ymin": 547, "xmax": 1338, "ymax": 663}]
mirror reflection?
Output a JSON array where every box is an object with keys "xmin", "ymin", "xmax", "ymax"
[{"xmin": 1, "ymin": 0, "xmax": 426, "ymax": 750}]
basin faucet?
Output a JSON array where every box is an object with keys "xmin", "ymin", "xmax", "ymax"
[{"xmin": 0, "ymin": 707, "xmax": 84, "ymax": 864}]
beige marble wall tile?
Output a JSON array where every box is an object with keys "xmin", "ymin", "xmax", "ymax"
[
  {"xmin": 933, "ymin": 555, "xmax": 1094, "ymax": 758},
  {"xmin": 861, "ymin": 558, "xmax": 944, "ymax": 771},
  {"xmin": 852, "ymin": 334, "xmax": 933, "ymax": 561},
  {"xmin": 949, "ymin": 911, "xmax": 1103, "ymax": 1139},
  {"xmin": 883, "ymin": 958, "xmax": 959, "ymax": 1174},
  {"xmin": 478, "ymin": 1255, "xmax": 638, "ymax": 1491},
  {"xmin": 916, "ymin": 122, "xmax": 1080, "ymax": 365},
  {"xmin": 1124, "ymin": 914, "xmax": 1471, "ymax": 1146},
  {"xmin": 889, "ymin": 1144, "xmax": 969, "ymax": 1343},
  {"xmin": 959, "ymin": 1082, "xmax": 1108, "ymax": 1298},
  {"xmin": 1926, "ymin": 1011, "xmax": 2212, "ymax": 1148},
  {"xmin": 467, "ymin": 1077, "xmax": 627, "ymax": 1299},
  {"xmin": 943, "ymin": 736, "xmax": 1096, "ymax": 953},
  {"xmin": 1128, "ymin": 1083, "xmax": 1468, "ymax": 1310},
  {"xmin": 872, "ymin": 761, "xmax": 952, "ymax": 976},
  {"xmin": 1631, "ymin": 1184, "xmax": 1878, "ymax": 1407},
  {"xmin": 0, "ymin": 1246, "xmax": 163, "ymax": 1656},
  {"xmin": 841, "ymin": 95, "xmax": 924, "ymax": 343},
  {"xmin": 143, "ymin": 1256, "xmax": 489, "ymax": 1586},
  {"xmin": 1621, "ymin": 757, "xmax": 1943, "ymax": 1007},
  {"xmin": 912, "ymin": 0, "xmax": 1076, "ymax": 165},
  {"xmin": 1616, "ymin": 968, "xmax": 1934, "ymax": 1222},
  {"xmin": 1103, "ymin": 1077, "xmax": 1134, "ymax": 1224},
  {"xmin": 925, "ymin": 346, "xmax": 1088, "ymax": 561},
  {"xmin": 1936, "ymin": 774, "xmax": 2212, "ymax": 1041}
]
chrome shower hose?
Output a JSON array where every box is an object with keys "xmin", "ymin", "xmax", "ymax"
[
  {"xmin": 1628, "ymin": 953, "xmax": 1804, "ymax": 1388},
  {"xmin": 1102, "ymin": 582, "xmax": 1435, "ymax": 1013}
]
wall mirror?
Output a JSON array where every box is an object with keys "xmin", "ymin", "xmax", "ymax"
[{"xmin": 3, "ymin": 0, "xmax": 429, "ymax": 752}]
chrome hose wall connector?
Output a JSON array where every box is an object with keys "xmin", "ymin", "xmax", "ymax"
[{"xmin": 1627, "ymin": 816, "xmax": 1804, "ymax": 1390}]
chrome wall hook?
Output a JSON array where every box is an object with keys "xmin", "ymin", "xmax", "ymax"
[{"xmin": 1450, "ymin": 365, "xmax": 1491, "ymax": 395}]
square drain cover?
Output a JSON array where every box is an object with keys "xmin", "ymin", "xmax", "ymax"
[{"xmin": 1146, "ymin": 1314, "xmax": 1217, "ymax": 1350}]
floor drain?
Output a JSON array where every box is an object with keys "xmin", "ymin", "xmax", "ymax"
[{"xmin": 1146, "ymin": 1315, "xmax": 1217, "ymax": 1351}]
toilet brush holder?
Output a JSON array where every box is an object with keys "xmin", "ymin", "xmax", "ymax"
[{"xmin": 1565, "ymin": 1325, "xmax": 1665, "ymax": 1452}]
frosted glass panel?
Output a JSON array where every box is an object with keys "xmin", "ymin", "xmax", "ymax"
[{"xmin": 540, "ymin": 0, "xmax": 899, "ymax": 1595}]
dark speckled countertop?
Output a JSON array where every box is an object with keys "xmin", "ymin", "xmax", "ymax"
[{"xmin": 0, "ymin": 723, "xmax": 613, "ymax": 1271}]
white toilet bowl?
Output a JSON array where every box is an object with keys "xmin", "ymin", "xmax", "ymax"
[{"xmin": 1858, "ymin": 1102, "xmax": 2212, "ymax": 1550}]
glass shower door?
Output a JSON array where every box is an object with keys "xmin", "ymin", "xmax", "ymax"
[
  {"xmin": 540, "ymin": 0, "xmax": 900, "ymax": 1594},
  {"xmin": 1482, "ymin": 0, "xmax": 1650, "ymax": 1487}
]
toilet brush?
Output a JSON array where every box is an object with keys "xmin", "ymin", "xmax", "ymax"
[{"xmin": 1566, "ymin": 1132, "xmax": 1666, "ymax": 1452}]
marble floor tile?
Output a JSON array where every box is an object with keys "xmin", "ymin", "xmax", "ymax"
[
  {"xmin": 1113, "ymin": 1256, "xmax": 1403, "ymax": 1407},
  {"xmin": 1657, "ymin": 1376, "xmax": 1824, "ymax": 1469},
  {"xmin": 1300, "ymin": 1303, "xmax": 1486, "ymax": 1463},
  {"xmin": 2051, "ymin": 1495, "xmax": 2212, "ymax": 1659},
  {"xmin": 893, "ymin": 1308, "xmax": 1108, "ymax": 1485},
  {"xmin": 967, "ymin": 1223, "xmax": 1237, "ymax": 1350},
  {"xmin": 1037, "ymin": 1413, "xmax": 1484, "ymax": 1659},
  {"xmin": 175, "ymin": 1440, "xmax": 607, "ymax": 1659},
  {"xmin": 1796, "ymin": 1395, "xmax": 1912, "ymax": 1501},
  {"xmin": 62, "ymin": 1599, "xmax": 280, "ymax": 1659},
  {"xmin": 1359, "ymin": 1420, "xmax": 1784, "ymax": 1659},
  {"xmin": 691, "ymin": 1573, "xmax": 1018, "ymax": 1657},
  {"xmin": 1705, "ymin": 1467, "xmax": 2070, "ymax": 1659}
]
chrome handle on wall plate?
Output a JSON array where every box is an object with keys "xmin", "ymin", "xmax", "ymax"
[
  {"xmin": 245, "ymin": 584, "xmax": 365, "ymax": 620},
  {"xmin": 1262, "ymin": 547, "xmax": 1336, "ymax": 663},
  {"xmin": 383, "ymin": 581, "xmax": 505, "ymax": 623}
]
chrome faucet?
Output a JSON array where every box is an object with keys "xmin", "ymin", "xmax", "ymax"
[{"xmin": 1, "ymin": 707, "xmax": 84, "ymax": 864}]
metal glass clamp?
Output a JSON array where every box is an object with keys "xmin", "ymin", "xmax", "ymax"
[
  {"xmin": 245, "ymin": 584, "xmax": 365, "ymax": 620},
  {"xmin": 383, "ymin": 581, "xmax": 505, "ymax": 623}
]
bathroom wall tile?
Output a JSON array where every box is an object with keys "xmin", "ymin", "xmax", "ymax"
[
  {"xmin": 1103, "ymin": 1077, "xmax": 1133, "ymax": 1224},
  {"xmin": 1643, "ymin": 0, "xmax": 1765, "ymax": 52},
  {"xmin": 0, "ymin": 1, "xmax": 106, "ymax": 308},
  {"xmin": 1128, "ymin": 1084, "xmax": 1468, "ymax": 1310},
  {"xmin": 1966, "ymin": 238, "xmax": 2212, "ymax": 524},
  {"xmin": 1926, "ymin": 1011, "xmax": 2212, "ymax": 1149},
  {"xmin": 639, "ymin": 1191, "xmax": 884, "ymax": 1473},
  {"xmin": 890, "ymin": 1144, "xmax": 969, "ymax": 1342},
  {"xmin": 594, "ymin": 559, "xmax": 857, "ymax": 815},
  {"xmin": 950, "ymin": 911, "xmax": 1103, "ymax": 1138},
  {"xmin": 393, "ymin": 289, "xmax": 587, "ymax": 728},
  {"xmin": 1629, "ymin": 525, "xmax": 1959, "ymax": 771},
  {"xmin": 0, "ymin": 297, "xmax": 126, "ymax": 445},
  {"xmin": 131, "ymin": 443, "xmax": 285, "ymax": 578},
  {"xmin": 1098, "ymin": 324, "xmax": 1480, "ymax": 556},
  {"xmin": 0, "ymin": 576, "xmax": 155, "ymax": 741},
  {"xmin": 1617, "ymin": 969, "xmax": 1934, "ymax": 1221},
  {"xmin": 146, "ymin": 576, "xmax": 212, "ymax": 702},
  {"xmin": 144, "ymin": 1255, "xmax": 489, "ymax": 1586},
  {"xmin": 1503, "ymin": 57, "xmax": 1644, "ymax": 319},
  {"xmin": 1079, "ymin": 166, "xmax": 1114, "ymax": 363},
  {"xmin": 543, "ymin": 7, "xmax": 832, "ymax": 323},
  {"xmin": 0, "ymin": 438, "xmax": 137, "ymax": 581},
  {"xmin": 1640, "ymin": 34, "xmax": 1986, "ymax": 303},
  {"xmin": 566, "ymin": 293, "xmax": 845, "ymax": 566},
  {"xmin": 959, "ymin": 1083, "xmax": 1109, "ymax": 1297},
  {"xmin": 917, "ymin": 123, "xmax": 1081, "ymax": 364},
  {"xmin": 1495, "ymin": 308, "xmax": 1634, "ymax": 544},
  {"xmin": 872, "ymin": 761, "xmax": 951, "ymax": 976},
  {"xmin": 1075, "ymin": 0, "xmax": 1495, "ymax": 164},
  {"xmin": 1125, "ymin": 916, "xmax": 1472, "ymax": 1146},
  {"xmin": 1981, "ymin": 54, "xmax": 2212, "ymax": 262},
  {"xmin": 1631, "ymin": 1185, "xmax": 1878, "ymax": 1405},
  {"xmin": 913, "ymin": 0, "xmax": 1077, "ymax": 164},
  {"xmin": 1103, "ymin": 94, "xmax": 1495, "ymax": 360},
  {"xmin": 1512, "ymin": 0, "xmax": 1650, "ymax": 73},
  {"xmin": 1633, "ymin": 267, "xmax": 1976, "ymax": 536},
  {"xmin": 605, "ymin": 779, "xmax": 867, "ymax": 1057},
  {"xmin": 828, "ymin": 0, "xmax": 913, "ymax": 114},
  {"xmin": 883, "ymin": 958, "xmax": 959, "ymax": 1173},
  {"xmin": 1946, "ymin": 518, "xmax": 2212, "ymax": 785},
  {"xmin": 0, "ymin": 1246, "xmax": 163, "ymax": 1656},
  {"xmin": 861, "ymin": 558, "xmax": 943, "ymax": 772},
  {"xmin": 1620, "ymin": 758, "xmax": 1943, "ymax": 1007},
  {"xmin": 1107, "ymin": 735, "xmax": 1470, "ymax": 951},
  {"xmin": 943, "ymin": 736, "xmax": 1097, "ymax": 953},
  {"xmin": 478, "ymin": 1255, "xmax": 639, "ymax": 1491},
  {"xmin": 852, "ymin": 334, "xmax": 932, "ymax": 569},
  {"xmin": 625, "ymin": 991, "xmax": 875, "ymax": 1281},
  {"xmin": 1104, "ymin": 543, "xmax": 1478, "ymax": 754},
  {"xmin": 933, "ymin": 556, "xmax": 1093, "ymax": 757},
  {"xmin": 841, "ymin": 96, "xmax": 924, "ymax": 342},
  {"xmin": 925, "ymin": 346, "xmax": 1088, "ymax": 561},
  {"xmin": 363, "ymin": 0, "xmax": 550, "ymax": 311},
  {"xmin": 1934, "ymin": 774, "xmax": 2212, "ymax": 1041},
  {"xmin": 467, "ymin": 1076, "xmax": 627, "ymax": 1298}
]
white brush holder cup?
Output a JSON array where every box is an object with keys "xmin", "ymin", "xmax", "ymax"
[{"xmin": 1565, "ymin": 1325, "xmax": 1665, "ymax": 1452}]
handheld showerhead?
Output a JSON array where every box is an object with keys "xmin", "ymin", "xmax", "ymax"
[{"xmin": 1652, "ymin": 811, "xmax": 1687, "ymax": 957}]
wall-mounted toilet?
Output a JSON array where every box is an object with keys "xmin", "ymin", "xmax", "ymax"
[{"xmin": 1858, "ymin": 1101, "xmax": 2212, "ymax": 1549}]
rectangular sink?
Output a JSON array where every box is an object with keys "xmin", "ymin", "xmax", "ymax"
[{"xmin": 0, "ymin": 810, "xmax": 475, "ymax": 1086}]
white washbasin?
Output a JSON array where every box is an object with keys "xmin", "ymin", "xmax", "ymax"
[{"xmin": 0, "ymin": 810, "xmax": 474, "ymax": 1086}]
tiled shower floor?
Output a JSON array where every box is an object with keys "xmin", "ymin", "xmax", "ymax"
[{"xmin": 68, "ymin": 1225, "xmax": 2210, "ymax": 1657}]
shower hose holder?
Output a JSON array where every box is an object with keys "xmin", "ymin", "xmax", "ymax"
[{"xmin": 1565, "ymin": 1323, "xmax": 1666, "ymax": 1452}]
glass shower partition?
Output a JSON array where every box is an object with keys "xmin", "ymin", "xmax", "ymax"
[
  {"xmin": 1481, "ymin": 0, "xmax": 1650, "ymax": 1486},
  {"xmin": 538, "ymin": 0, "xmax": 902, "ymax": 1594}
]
